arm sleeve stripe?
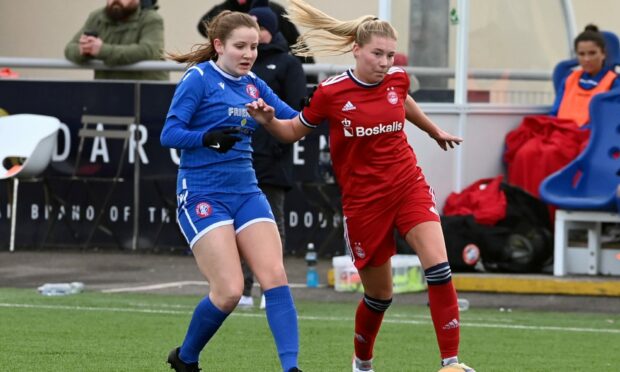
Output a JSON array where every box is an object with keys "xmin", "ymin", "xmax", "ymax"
[{"xmin": 299, "ymin": 112, "xmax": 319, "ymax": 128}]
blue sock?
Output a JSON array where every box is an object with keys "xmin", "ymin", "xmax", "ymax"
[
  {"xmin": 265, "ymin": 285, "xmax": 299, "ymax": 371},
  {"xmin": 179, "ymin": 295, "xmax": 229, "ymax": 363}
]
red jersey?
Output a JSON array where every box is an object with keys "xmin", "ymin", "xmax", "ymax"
[{"xmin": 300, "ymin": 68, "xmax": 418, "ymax": 212}]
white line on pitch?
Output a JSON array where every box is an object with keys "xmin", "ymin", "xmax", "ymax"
[
  {"xmin": 0, "ymin": 302, "xmax": 618, "ymax": 335},
  {"xmin": 101, "ymin": 281, "xmax": 321, "ymax": 293}
]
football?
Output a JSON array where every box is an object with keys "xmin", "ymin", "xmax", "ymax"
[{"xmin": 438, "ymin": 364, "xmax": 474, "ymax": 372}]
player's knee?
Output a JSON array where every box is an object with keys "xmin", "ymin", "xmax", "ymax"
[
  {"xmin": 255, "ymin": 264, "xmax": 288, "ymax": 290},
  {"xmin": 363, "ymin": 293, "xmax": 392, "ymax": 313},
  {"xmin": 212, "ymin": 284, "xmax": 244, "ymax": 311}
]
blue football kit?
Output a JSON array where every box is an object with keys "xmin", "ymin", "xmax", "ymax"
[{"xmin": 161, "ymin": 60, "xmax": 298, "ymax": 247}]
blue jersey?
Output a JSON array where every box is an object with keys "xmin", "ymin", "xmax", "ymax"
[{"xmin": 161, "ymin": 60, "xmax": 298, "ymax": 194}]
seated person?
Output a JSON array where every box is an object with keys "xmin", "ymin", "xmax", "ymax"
[
  {"xmin": 505, "ymin": 24, "xmax": 619, "ymax": 199},
  {"xmin": 549, "ymin": 24, "xmax": 620, "ymax": 127},
  {"xmin": 64, "ymin": 0, "xmax": 169, "ymax": 80}
]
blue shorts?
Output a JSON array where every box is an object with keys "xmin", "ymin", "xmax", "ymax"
[{"xmin": 176, "ymin": 190, "xmax": 275, "ymax": 248}]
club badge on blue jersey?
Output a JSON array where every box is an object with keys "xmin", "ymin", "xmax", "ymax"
[
  {"xmin": 195, "ymin": 202, "xmax": 212, "ymax": 218},
  {"xmin": 246, "ymin": 84, "xmax": 259, "ymax": 99}
]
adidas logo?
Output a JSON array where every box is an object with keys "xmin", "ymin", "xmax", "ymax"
[
  {"xmin": 342, "ymin": 101, "xmax": 356, "ymax": 111},
  {"xmin": 442, "ymin": 318, "xmax": 460, "ymax": 330}
]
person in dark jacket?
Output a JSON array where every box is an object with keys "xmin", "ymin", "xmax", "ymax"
[
  {"xmin": 197, "ymin": 0, "xmax": 315, "ymax": 66},
  {"xmin": 237, "ymin": 1, "xmax": 308, "ymax": 308}
]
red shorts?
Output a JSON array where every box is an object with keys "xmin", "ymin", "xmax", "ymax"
[{"xmin": 343, "ymin": 170, "xmax": 440, "ymax": 269}]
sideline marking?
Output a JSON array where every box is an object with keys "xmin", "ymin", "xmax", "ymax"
[
  {"xmin": 101, "ymin": 281, "xmax": 322, "ymax": 293},
  {"xmin": 0, "ymin": 302, "xmax": 618, "ymax": 335}
]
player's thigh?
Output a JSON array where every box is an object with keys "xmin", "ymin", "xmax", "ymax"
[
  {"xmin": 192, "ymin": 225, "xmax": 244, "ymax": 300},
  {"xmin": 237, "ymin": 221, "xmax": 288, "ymax": 290},
  {"xmin": 395, "ymin": 174, "xmax": 445, "ymax": 269},
  {"xmin": 234, "ymin": 192, "xmax": 287, "ymax": 290},
  {"xmin": 404, "ymin": 221, "xmax": 448, "ymax": 269}
]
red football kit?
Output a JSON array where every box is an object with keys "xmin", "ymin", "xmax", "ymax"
[{"xmin": 300, "ymin": 68, "xmax": 439, "ymax": 268}]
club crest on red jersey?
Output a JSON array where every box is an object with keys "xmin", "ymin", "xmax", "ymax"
[
  {"xmin": 246, "ymin": 84, "xmax": 259, "ymax": 99},
  {"xmin": 387, "ymin": 87, "xmax": 399, "ymax": 105},
  {"xmin": 195, "ymin": 202, "xmax": 212, "ymax": 218},
  {"xmin": 353, "ymin": 242, "xmax": 365, "ymax": 259}
]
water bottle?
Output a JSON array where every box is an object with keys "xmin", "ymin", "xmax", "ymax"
[
  {"xmin": 305, "ymin": 243, "xmax": 319, "ymax": 288},
  {"xmin": 38, "ymin": 282, "xmax": 84, "ymax": 296}
]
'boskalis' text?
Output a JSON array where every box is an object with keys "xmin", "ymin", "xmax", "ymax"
[{"xmin": 355, "ymin": 121, "xmax": 403, "ymax": 137}]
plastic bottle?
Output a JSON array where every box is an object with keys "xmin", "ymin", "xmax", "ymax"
[
  {"xmin": 457, "ymin": 298, "xmax": 470, "ymax": 311},
  {"xmin": 305, "ymin": 243, "xmax": 319, "ymax": 288},
  {"xmin": 38, "ymin": 282, "xmax": 84, "ymax": 296}
]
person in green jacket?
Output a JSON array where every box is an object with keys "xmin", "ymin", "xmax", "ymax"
[{"xmin": 64, "ymin": 0, "xmax": 169, "ymax": 80}]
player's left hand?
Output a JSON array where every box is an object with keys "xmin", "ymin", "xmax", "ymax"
[
  {"xmin": 430, "ymin": 129, "xmax": 463, "ymax": 151},
  {"xmin": 246, "ymin": 98, "xmax": 275, "ymax": 125}
]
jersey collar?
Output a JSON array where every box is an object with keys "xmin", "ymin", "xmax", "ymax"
[
  {"xmin": 347, "ymin": 69, "xmax": 383, "ymax": 88},
  {"xmin": 209, "ymin": 60, "xmax": 245, "ymax": 81}
]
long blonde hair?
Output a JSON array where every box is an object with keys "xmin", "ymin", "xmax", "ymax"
[
  {"xmin": 168, "ymin": 11, "xmax": 259, "ymax": 66},
  {"xmin": 287, "ymin": 0, "xmax": 397, "ymax": 57}
]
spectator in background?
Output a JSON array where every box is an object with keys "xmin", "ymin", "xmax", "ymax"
[
  {"xmin": 550, "ymin": 24, "xmax": 620, "ymax": 126},
  {"xmin": 237, "ymin": 0, "xmax": 307, "ymax": 308},
  {"xmin": 505, "ymin": 24, "xmax": 619, "ymax": 199},
  {"xmin": 64, "ymin": 0, "xmax": 169, "ymax": 80},
  {"xmin": 197, "ymin": 0, "xmax": 315, "ymax": 67}
]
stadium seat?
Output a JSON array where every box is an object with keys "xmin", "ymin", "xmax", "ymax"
[
  {"xmin": 539, "ymin": 89, "xmax": 620, "ymax": 276},
  {"xmin": 539, "ymin": 89, "xmax": 620, "ymax": 211},
  {"xmin": 0, "ymin": 114, "xmax": 61, "ymax": 251},
  {"xmin": 552, "ymin": 31, "xmax": 620, "ymax": 94}
]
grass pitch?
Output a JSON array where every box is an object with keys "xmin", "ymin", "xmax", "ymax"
[{"xmin": 0, "ymin": 288, "xmax": 618, "ymax": 371}]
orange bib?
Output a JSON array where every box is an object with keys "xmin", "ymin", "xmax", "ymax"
[{"xmin": 557, "ymin": 69, "xmax": 616, "ymax": 126}]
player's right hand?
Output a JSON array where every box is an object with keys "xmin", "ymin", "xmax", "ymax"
[
  {"xmin": 246, "ymin": 98, "xmax": 275, "ymax": 125},
  {"xmin": 202, "ymin": 128, "xmax": 242, "ymax": 153}
]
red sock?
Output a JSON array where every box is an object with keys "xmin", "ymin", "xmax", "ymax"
[
  {"xmin": 353, "ymin": 295, "xmax": 391, "ymax": 361},
  {"xmin": 426, "ymin": 263, "xmax": 460, "ymax": 359}
]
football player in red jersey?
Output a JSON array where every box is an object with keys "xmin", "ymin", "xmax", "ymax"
[{"xmin": 247, "ymin": 0, "xmax": 475, "ymax": 371}]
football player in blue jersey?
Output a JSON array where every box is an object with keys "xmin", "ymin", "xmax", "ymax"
[{"xmin": 160, "ymin": 10, "xmax": 301, "ymax": 372}]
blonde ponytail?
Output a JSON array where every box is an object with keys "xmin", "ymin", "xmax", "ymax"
[{"xmin": 287, "ymin": 0, "xmax": 397, "ymax": 57}]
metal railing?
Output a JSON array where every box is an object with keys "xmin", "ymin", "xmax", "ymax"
[
  {"xmin": 0, "ymin": 56, "xmax": 551, "ymax": 81},
  {"xmin": 0, "ymin": 57, "xmax": 554, "ymax": 104}
]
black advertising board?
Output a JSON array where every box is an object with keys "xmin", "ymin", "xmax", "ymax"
[{"xmin": 0, "ymin": 80, "xmax": 344, "ymax": 256}]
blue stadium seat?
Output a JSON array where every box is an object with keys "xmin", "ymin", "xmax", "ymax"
[
  {"xmin": 552, "ymin": 31, "xmax": 620, "ymax": 94},
  {"xmin": 539, "ymin": 89, "xmax": 620, "ymax": 211}
]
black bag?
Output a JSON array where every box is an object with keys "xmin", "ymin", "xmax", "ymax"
[{"xmin": 441, "ymin": 183, "xmax": 553, "ymax": 273}]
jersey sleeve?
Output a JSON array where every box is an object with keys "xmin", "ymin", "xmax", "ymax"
[
  {"xmin": 166, "ymin": 67, "xmax": 205, "ymax": 123},
  {"xmin": 401, "ymin": 70, "xmax": 411, "ymax": 99},
  {"xmin": 160, "ymin": 67, "xmax": 206, "ymax": 149},
  {"xmin": 256, "ymin": 77, "xmax": 299, "ymax": 120},
  {"xmin": 299, "ymin": 83, "xmax": 328, "ymax": 128}
]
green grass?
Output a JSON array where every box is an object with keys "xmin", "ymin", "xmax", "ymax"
[{"xmin": 0, "ymin": 288, "xmax": 619, "ymax": 371}]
